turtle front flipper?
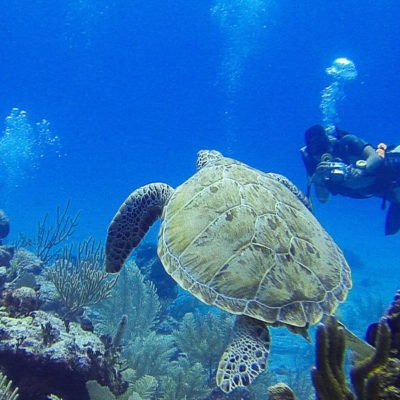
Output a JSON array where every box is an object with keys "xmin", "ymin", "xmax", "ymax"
[
  {"xmin": 216, "ymin": 315, "xmax": 271, "ymax": 393},
  {"xmin": 267, "ymin": 172, "xmax": 313, "ymax": 212},
  {"xmin": 106, "ymin": 183, "xmax": 174, "ymax": 273}
]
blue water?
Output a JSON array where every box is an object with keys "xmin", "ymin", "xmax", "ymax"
[{"xmin": 0, "ymin": 0, "xmax": 399, "ymax": 370}]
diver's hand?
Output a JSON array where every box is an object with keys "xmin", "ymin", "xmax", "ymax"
[
  {"xmin": 315, "ymin": 161, "xmax": 347, "ymax": 182},
  {"xmin": 313, "ymin": 161, "xmax": 334, "ymax": 182},
  {"xmin": 344, "ymin": 166, "xmax": 364, "ymax": 182},
  {"xmin": 315, "ymin": 161, "xmax": 332, "ymax": 173},
  {"xmin": 342, "ymin": 166, "xmax": 369, "ymax": 189}
]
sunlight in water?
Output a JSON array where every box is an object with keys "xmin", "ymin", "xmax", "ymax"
[{"xmin": 211, "ymin": 0, "xmax": 274, "ymax": 152}]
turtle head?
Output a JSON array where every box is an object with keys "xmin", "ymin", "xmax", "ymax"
[{"xmin": 197, "ymin": 150, "xmax": 223, "ymax": 170}]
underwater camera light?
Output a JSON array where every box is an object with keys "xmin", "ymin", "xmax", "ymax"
[{"xmin": 325, "ymin": 58, "xmax": 358, "ymax": 81}]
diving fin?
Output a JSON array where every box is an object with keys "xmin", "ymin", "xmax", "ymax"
[
  {"xmin": 324, "ymin": 317, "xmax": 375, "ymax": 360},
  {"xmin": 385, "ymin": 202, "xmax": 400, "ymax": 235}
]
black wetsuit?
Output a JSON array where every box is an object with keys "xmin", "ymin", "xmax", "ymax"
[
  {"xmin": 302, "ymin": 133, "xmax": 378, "ymax": 199},
  {"xmin": 303, "ymin": 131, "xmax": 400, "ymax": 234}
]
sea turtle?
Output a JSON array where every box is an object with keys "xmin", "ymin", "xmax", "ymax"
[{"xmin": 105, "ymin": 150, "xmax": 371, "ymax": 393}]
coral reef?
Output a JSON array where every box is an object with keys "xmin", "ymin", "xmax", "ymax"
[
  {"xmin": 12, "ymin": 208, "xmax": 398, "ymax": 399},
  {"xmin": 0, "ymin": 307, "xmax": 127, "ymax": 399}
]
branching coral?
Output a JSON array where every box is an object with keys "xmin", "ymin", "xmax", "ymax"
[
  {"xmin": 35, "ymin": 202, "xmax": 80, "ymax": 265},
  {"xmin": 311, "ymin": 316, "xmax": 392, "ymax": 400},
  {"xmin": 364, "ymin": 290, "xmax": 400, "ymax": 399},
  {"xmin": 86, "ymin": 375, "xmax": 157, "ymax": 400},
  {"xmin": 268, "ymin": 291, "xmax": 400, "ymax": 400},
  {"xmin": 0, "ymin": 372, "xmax": 19, "ymax": 400},
  {"xmin": 350, "ymin": 321, "xmax": 391, "ymax": 399},
  {"xmin": 311, "ymin": 317, "xmax": 354, "ymax": 400},
  {"xmin": 13, "ymin": 203, "xmax": 79, "ymax": 266},
  {"xmin": 91, "ymin": 262, "xmax": 218, "ymax": 399},
  {"xmin": 127, "ymin": 375, "xmax": 158, "ymax": 400},
  {"xmin": 93, "ymin": 260, "xmax": 161, "ymax": 340},
  {"xmin": 159, "ymin": 357, "xmax": 210, "ymax": 400},
  {"xmin": 125, "ymin": 331, "xmax": 175, "ymax": 380},
  {"xmin": 47, "ymin": 238, "xmax": 118, "ymax": 318},
  {"xmin": 173, "ymin": 311, "xmax": 234, "ymax": 382}
]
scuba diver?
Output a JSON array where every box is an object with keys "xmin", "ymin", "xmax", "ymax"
[{"xmin": 301, "ymin": 124, "xmax": 400, "ymax": 235}]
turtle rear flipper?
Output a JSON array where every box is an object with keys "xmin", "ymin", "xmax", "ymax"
[
  {"xmin": 335, "ymin": 320, "xmax": 375, "ymax": 359},
  {"xmin": 106, "ymin": 183, "xmax": 174, "ymax": 273},
  {"xmin": 216, "ymin": 316, "xmax": 270, "ymax": 393}
]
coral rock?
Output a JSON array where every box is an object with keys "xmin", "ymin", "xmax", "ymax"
[
  {"xmin": 0, "ymin": 266, "xmax": 7, "ymax": 285},
  {"xmin": 0, "ymin": 245, "xmax": 14, "ymax": 268},
  {"xmin": 11, "ymin": 248, "xmax": 43, "ymax": 275},
  {"xmin": 0, "ymin": 308, "xmax": 127, "ymax": 400},
  {"xmin": 0, "ymin": 209, "xmax": 10, "ymax": 240},
  {"xmin": 267, "ymin": 383, "xmax": 297, "ymax": 400},
  {"xmin": 4, "ymin": 286, "xmax": 40, "ymax": 316}
]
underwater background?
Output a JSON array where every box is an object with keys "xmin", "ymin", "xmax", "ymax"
[{"xmin": 0, "ymin": 1, "xmax": 399, "ymax": 399}]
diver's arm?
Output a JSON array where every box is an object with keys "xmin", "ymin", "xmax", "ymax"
[
  {"xmin": 340, "ymin": 141, "xmax": 382, "ymax": 190},
  {"xmin": 342, "ymin": 145, "xmax": 381, "ymax": 190},
  {"xmin": 340, "ymin": 135, "xmax": 382, "ymax": 173},
  {"xmin": 301, "ymin": 147, "xmax": 331, "ymax": 203},
  {"xmin": 361, "ymin": 145, "xmax": 383, "ymax": 173},
  {"xmin": 314, "ymin": 181, "xmax": 330, "ymax": 203}
]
